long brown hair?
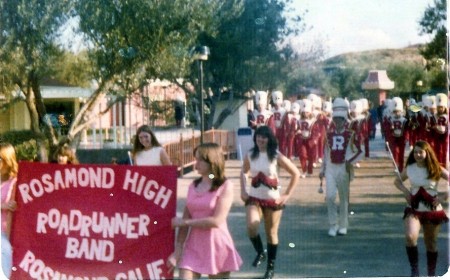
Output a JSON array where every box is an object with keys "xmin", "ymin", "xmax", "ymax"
[
  {"xmin": 193, "ymin": 143, "xmax": 226, "ymax": 192},
  {"xmin": 406, "ymin": 140, "xmax": 441, "ymax": 181},
  {"xmin": 251, "ymin": 126, "xmax": 278, "ymax": 161},
  {"xmin": 132, "ymin": 125, "xmax": 161, "ymax": 156},
  {"xmin": 54, "ymin": 144, "xmax": 79, "ymax": 164}
]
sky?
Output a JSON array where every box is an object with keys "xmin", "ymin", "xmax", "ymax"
[{"xmin": 290, "ymin": 0, "xmax": 436, "ymax": 58}]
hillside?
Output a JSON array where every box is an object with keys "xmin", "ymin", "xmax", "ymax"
[{"xmin": 322, "ymin": 44, "xmax": 426, "ymax": 70}]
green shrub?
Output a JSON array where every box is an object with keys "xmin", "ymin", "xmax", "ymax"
[
  {"xmin": 0, "ymin": 130, "xmax": 44, "ymax": 145},
  {"xmin": 0, "ymin": 130, "xmax": 46, "ymax": 161},
  {"xmin": 15, "ymin": 139, "xmax": 39, "ymax": 161}
]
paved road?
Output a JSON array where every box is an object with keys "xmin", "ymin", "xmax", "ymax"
[{"xmin": 175, "ymin": 133, "xmax": 449, "ymax": 279}]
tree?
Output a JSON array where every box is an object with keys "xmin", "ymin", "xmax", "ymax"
[
  {"xmin": 1, "ymin": 1, "xmax": 239, "ymax": 158},
  {"xmin": 418, "ymin": 0, "xmax": 447, "ymax": 61},
  {"xmin": 0, "ymin": 0, "xmax": 72, "ymax": 161},
  {"xmin": 192, "ymin": 0, "xmax": 304, "ymax": 129},
  {"xmin": 386, "ymin": 63, "xmax": 427, "ymax": 100},
  {"xmin": 67, "ymin": 0, "xmax": 240, "ymax": 145}
]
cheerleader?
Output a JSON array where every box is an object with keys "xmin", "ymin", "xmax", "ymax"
[{"xmin": 394, "ymin": 140, "xmax": 448, "ymax": 277}]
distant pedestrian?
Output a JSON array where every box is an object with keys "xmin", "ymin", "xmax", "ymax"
[
  {"xmin": 369, "ymin": 104, "xmax": 378, "ymax": 140},
  {"xmin": 131, "ymin": 125, "xmax": 171, "ymax": 166},
  {"xmin": 240, "ymin": 125, "xmax": 300, "ymax": 279},
  {"xmin": 1, "ymin": 142, "xmax": 18, "ymax": 278},
  {"xmin": 319, "ymin": 98, "xmax": 363, "ymax": 237},
  {"xmin": 175, "ymin": 104, "xmax": 184, "ymax": 128},
  {"xmin": 394, "ymin": 140, "xmax": 448, "ymax": 277},
  {"xmin": 377, "ymin": 100, "xmax": 386, "ymax": 138},
  {"xmin": 167, "ymin": 143, "xmax": 242, "ymax": 279}
]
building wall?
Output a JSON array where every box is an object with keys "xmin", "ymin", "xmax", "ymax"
[
  {"xmin": 0, "ymin": 110, "xmax": 10, "ymax": 133},
  {"xmin": 0, "ymin": 101, "xmax": 30, "ymax": 133}
]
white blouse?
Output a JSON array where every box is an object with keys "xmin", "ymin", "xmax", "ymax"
[
  {"xmin": 134, "ymin": 147, "xmax": 163, "ymax": 166},
  {"xmin": 248, "ymin": 151, "xmax": 280, "ymax": 200},
  {"xmin": 406, "ymin": 163, "xmax": 438, "ymax": 193}
]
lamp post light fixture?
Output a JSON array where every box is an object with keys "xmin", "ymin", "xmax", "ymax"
[{"xmin": 192, "ymin": 46, "xmax": 210, "ymax": 144}]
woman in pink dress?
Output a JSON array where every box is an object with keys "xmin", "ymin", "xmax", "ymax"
[
  {"xmin": 167, "ymin": 143, "xmax": 242, "ymax": 279},
  {"xmin": 1, "ymin": 142, "xmax": 18, "ymax": 278}
]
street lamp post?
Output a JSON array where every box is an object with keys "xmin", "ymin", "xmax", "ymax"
[{"xmin": 193, "ymin": 46, "xmax": 210, "ymax": 144}]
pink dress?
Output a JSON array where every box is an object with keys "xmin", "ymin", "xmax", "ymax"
[
  {"xmin": 178, "ymin": 180, "xmax": 242, "ymax": 275},
  {"xmin": 1, "ymin": 177, "xmax": 16, "ymax": 233}
]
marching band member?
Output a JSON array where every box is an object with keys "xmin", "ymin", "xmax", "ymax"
[
  {"xmin": 320, "ymin": 97, "xmax": 363, "ymax": 237},
  {"xmin": 382, "ymin": 99, "xmax": 394, "ymax": 148},
  {"xmin": 267, "ymin": 91, "xmax": 287, "ymax": 155},
  {"xmin": 406, "ymin": 98, "xmax": 421, "ymax": 148},
  {"xmin": 349, "ymin": 100, "xmax": 365, "ymax": 168},
  {"xmin": 360, "ymin": 98, "xmax": 371, "ymax": 158},
  {"xmin": 284, "ymin": 101, "xmax": 301, "ymax": 160},
  {"xmin": 308, "ymin": 93, "xmax": 324, "ymax": 164},
  {"xmin": 296, "ymin": 99, "xmax": 321, "ymax": 178},
  {"xmin": 250, "ymin": 91, "xmax": 272, "ymax": 129},
  {"xmin": 318, "ymin": 101, "xmax": 333, "ymax": 162},
  {"xmin": 280, "ymin": 100, "xmax": 295, "ymax": 158},
  {"xmin": 422, "ymin": 95, "xmax": 437, "ymax": 146},
  {"xmin": 386, "ymin": 97, "xmax": 409, "ymax": 172},
  {"xmin": 430, "ymin": 93, "xmax": 448, "ymax": 167}
]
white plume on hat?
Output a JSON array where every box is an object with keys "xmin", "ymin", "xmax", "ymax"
[
  {"xmin": 322, "ymin": 101, "xmax": 332, "ymax": 113},
  {"xmin": 255, "ymin": 91, "xmax": 268, "ymax": 106},
  {"xmin": 291, "ymin": 102, "xmax": 300, "ymax": 114},
  {"xmin": 392, "ymin": 97, "xmax": 403, "ymax": 112},
  {"xmin": 332, "ymin": 97, "xmax": 349, "ymax": 119},
  {"xmin": 301, "ymin": 99, "xmax": 312, "ymax": 113},
  {"xmin": 272, "ymin": 90, "xmax": 283, "ymax": 106},
  {"xmin": 296, "ymin": 99, "xmax": 304, "ymax": 113},
  {"xmin": 436, "ymin": 93, "xmax": 447, "ymax": 108},
  {"xmin": 282, "ymin": 100, "xmax": 291, "ymax": 111},
  {"xmin": 350, "ymin": 100, "xmax": 363, "ymax": 114},
  {"xmin": 308, "ymin": 93, "xmax": 322, "ymax": 109},
  {"xmin": 359, "ymin": 98, "xmax": 369, "ymax": 111},
  {"xmin": 428, "ymin": 95, "xmax": 437, "ymax": 109},
  {"xmin": 422, "ymin": 95, "xmax": 431, "ymax": 107},
  {"xmin": 385, "ymin": 99, "xmax": 395, "ymax": 111}
]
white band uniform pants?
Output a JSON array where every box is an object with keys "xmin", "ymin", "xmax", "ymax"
[{"xmin": 325, "ymin": 163, "xmax": 350, "ymax": 229}]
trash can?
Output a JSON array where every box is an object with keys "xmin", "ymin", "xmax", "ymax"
[{"xmin": 236, "ymin": 127, "xmax": 253, "ymax": 161}]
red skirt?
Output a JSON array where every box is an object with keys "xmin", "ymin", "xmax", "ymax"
[{"xmin": 403, "ymin": 187, "xmax": 449, "ymax": 225}]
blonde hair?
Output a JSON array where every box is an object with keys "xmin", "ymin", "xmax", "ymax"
[{"xmin": 0, "ymin": 142, "xmax": 18, "ymax": 179}]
